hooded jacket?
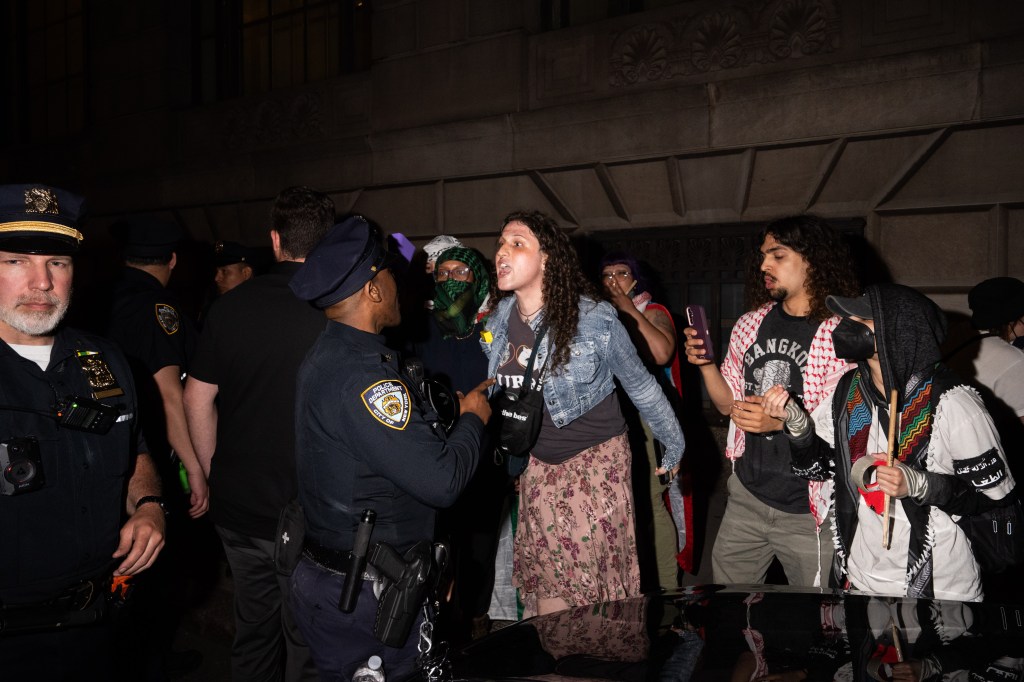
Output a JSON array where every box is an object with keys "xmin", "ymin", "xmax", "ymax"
[{"xmin": 790, "ymin": 284, "xmax": 1016, "ymax": 600}]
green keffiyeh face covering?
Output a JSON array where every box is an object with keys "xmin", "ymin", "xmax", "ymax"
[{"xmin": 432, "ymin": 247, "xmax": 489, "ymax": 339}]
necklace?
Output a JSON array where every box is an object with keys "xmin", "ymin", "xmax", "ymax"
[{"xmin": 517, "ymin": 302, "xmax": 543, "ymax": 325}]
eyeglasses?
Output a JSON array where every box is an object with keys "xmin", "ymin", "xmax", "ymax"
[
  {"xmin": 602, "ymin": 270, "xmax": 633, "ymax": 281},
  {"xmin": 435, "ymin": 266, "xmax": 473, "ymax": 282}
]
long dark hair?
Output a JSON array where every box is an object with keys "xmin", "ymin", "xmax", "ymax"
[
  {"xmin": 497, "ymin": 210, "xmax": 598, "ymax": 372},
  {"xmin": 746, "ymin": 215, "xmax": 860, "ymax": 322}
]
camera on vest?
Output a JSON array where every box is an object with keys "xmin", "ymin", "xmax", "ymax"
[{"xmin": 1, "ymin": 436, "xmax": 44, "ymax": 496}]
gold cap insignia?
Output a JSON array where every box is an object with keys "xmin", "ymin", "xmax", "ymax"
[{"xmin": 24, "ymin": 187, "xmax": 60, "ymax": 215}]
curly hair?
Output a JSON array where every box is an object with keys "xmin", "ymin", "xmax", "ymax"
[
  {"xmin": 496, "ymin": 210, "xmax": 598, "ymax": 372},
  {"xmin": 746, "ymin": 215, "xmax": 860, "ymax": 322}
]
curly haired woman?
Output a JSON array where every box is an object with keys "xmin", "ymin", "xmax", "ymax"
[{"xmin": 482, "ymin": 210, "xmax": 685, "ymax": 616}]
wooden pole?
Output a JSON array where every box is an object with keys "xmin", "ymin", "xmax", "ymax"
[{"xmin": 882, "ymin": 388, "xmax": 898, "ymax": 550}]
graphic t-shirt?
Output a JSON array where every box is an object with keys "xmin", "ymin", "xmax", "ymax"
[
  {"xmin": 495, "ymin": 312, "xmax": 624, "ymax": 464},
  {"xmin": 735, "ymin": 305, "xmax": 819, "ymax": 513}
]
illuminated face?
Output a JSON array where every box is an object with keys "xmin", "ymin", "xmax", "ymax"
[
  {"xmin": 214, "ymin": 263, "xmax": 253, "ymax": 294},
  {"xmin": 601, "ymin": 263, "xmax": 635, "ymax": 296},
  {"xmin": 375, "ymin": 267, "xmax": 402, "ymax": 327},
  {"xmin": 759, "ymin": 233, "xmax": 810, "ymax": 303},
  {"xmin": 495, "ymin": 221, "xmax": 545, "ymax": 298},
  {"xmin": 0, "ymin": 250, "xmax": 73, "ymax": 344}
]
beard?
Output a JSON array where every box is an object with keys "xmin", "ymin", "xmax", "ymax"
[
  {"xmin": 0, "ymin": 291, "xmax": 70, "ymax": 338},
  {"xmin": 768, "ymin": 286, "xmax": 789, "ymax": 302}
]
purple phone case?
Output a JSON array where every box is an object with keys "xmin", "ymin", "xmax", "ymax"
[{"xmin": 686, "ymin": 305, "xmax": 715, "ymax": 362}]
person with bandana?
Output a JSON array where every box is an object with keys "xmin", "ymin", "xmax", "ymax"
[
  {"xmin": 412, "ymin": 245, "xmax": 503, "ymax": 641},
  {"xmin": 599, "ymin": 252, "xmax": 692, "ymax": 591},
  {"xmin": 762, "ymin": 284, "xmax": 1018, "ymax": 601}
]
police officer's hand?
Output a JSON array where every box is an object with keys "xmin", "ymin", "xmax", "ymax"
[
  {"xmin": 113, "ymin": 504, "xmax": 167, "ymax": 576},
  {"xmin": 457, "ymin": 378, "xmax": 496, "ymax": 424}
]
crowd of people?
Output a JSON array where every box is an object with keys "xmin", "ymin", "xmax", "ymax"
[{"xmin": 1, "ymin": 181, "xmax": 1022, "ymax": 681}]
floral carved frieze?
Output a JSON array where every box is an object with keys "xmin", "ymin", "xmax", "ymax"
[
  {"xmin": 222, "ymin": 91, "xmax": 326, "ymax": 151},
  {"xmin": 609, "ymin": 0, "xmax": 839, "ymax": 87}
]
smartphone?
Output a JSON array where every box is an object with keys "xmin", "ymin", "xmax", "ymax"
[{"xmin": 685, "ymin": 304, "xmax": 715, "ymax": 362}]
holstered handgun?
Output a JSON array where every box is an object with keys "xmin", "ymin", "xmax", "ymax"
[{"xmin": 368, "ymin": 540, "xmax": 432, "ymax": 647}]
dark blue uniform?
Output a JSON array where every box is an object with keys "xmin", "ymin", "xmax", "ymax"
[
  {"xmin": 290, "ymin": 320, "xmax": 484, "ymax": 680},
  {"xmin": 0, "ymin": 329, "xmax": 143, "ymax": 677}
]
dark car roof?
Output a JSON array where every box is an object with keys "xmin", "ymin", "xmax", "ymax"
[{"xmin": 446, "ymin": 586, "xmax": 1024, "ymax": 682}]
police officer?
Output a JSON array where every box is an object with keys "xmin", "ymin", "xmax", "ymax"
[
  {"xmin": 107, "ymin": 217, "xmax": 205, "ymax": 515},
  {"xmin": 106, "ymin": 217, "xmax": 205, "ymax": 677},
  {"xmin": 0, "ymin": 184, "xmax": 166, "ymax": 678},
  {"xmin": 213, "ymin": 240, "xmax": 256, "ymax": 295},
  {"xmin": 288, "ymin": 217, "xmax": 493, "ymax": 681}
]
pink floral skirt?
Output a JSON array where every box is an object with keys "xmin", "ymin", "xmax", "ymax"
[{"xmin": 512, "ymin": 432, "xmax": 641, "ymax": 615}]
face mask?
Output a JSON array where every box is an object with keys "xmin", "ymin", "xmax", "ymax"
[
  {"xmin": 432, "ymin": 280, "xmax": 479, "ymax": 339},
  {"xmin": 832, "ymin": 317, "xmax": 876, "ymax": 361}
]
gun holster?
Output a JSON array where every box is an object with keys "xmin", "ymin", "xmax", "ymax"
[{"xmin": 368, "ymin": 540, "xmax": 436, "ymax": 647}]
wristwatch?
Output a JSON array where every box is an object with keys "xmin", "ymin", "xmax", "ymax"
[{"xmin": 136, "ymin": 495, "xmax": 170, "ymax": 517}]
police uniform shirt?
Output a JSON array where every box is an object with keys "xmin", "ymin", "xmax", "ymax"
[
  {"xmin": 295, "ymin": 321, "xmax": 485, "ymax": 555},
  {"xmin": 108, "ymin": 267, "xmax": 196, "ymax": 378},
  {"xmin": 0, "ymin": 329, "xmax": 143, "ymax": 604}
]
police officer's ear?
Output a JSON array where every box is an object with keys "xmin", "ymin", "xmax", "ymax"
[{"xmin": 365, "ymin": 277, "xmax": 384, "ymax": 304}]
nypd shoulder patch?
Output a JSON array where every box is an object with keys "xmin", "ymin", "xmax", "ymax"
[
  {"xmin": 361, "ymin": 380, "xmax": 411, "ymax": 431},
  {"xmin": 155, "ymin": 303, "xmax": 180, "ymax": 335}
]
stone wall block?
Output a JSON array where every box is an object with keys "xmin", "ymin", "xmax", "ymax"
[{"xmin": 877, "ymin": 211, "xmax": 990, "ymax": 286}]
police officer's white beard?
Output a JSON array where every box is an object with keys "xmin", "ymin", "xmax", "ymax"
[{"xmin": 0, "ymin": 290, "xmax": 71, "ymax": 337}]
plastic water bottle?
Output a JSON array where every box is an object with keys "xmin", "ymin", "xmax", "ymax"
[{"xmin": 352, "ymin": 655, "xmax": 385, "ymax": 682}]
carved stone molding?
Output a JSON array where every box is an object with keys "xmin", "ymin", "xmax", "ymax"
[{"xmin": 609, "ymin": 0, "xmax": 840, "ymax": 87}]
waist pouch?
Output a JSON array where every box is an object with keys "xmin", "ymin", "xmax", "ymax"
[
  {"xmin": 369, "ymin": 540, "xmax": 434, "ymax": 647},
  {"xmin": 274, "ymin": 499, "xmax": 306, "ymax": 576}
]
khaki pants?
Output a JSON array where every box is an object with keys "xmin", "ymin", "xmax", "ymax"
[{"xmin": 711, "ymin": 474, "xmax": 833, "ymax": 587}]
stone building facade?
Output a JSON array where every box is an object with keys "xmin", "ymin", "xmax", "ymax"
[{"xmin": 2, "ymin": 0, "xmax": 1023, "ymax": 334}]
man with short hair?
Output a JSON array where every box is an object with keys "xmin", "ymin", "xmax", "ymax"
[
  {"xmin": 183, "ymin": 186, "xmax": 334, "ymax": 681},
  {"xmin": 0, "ymin": 184, "xmax": 165, "ymax": 678},
  {"xmin": 287, "ymin": 217, "xmax": 493, "ymax": 680},
  {"xmin": 683, "ymin": 215, "xmax": 859, "ymax": 586}
]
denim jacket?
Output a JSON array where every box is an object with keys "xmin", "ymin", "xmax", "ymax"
[{"xmin": 481, "ymin": 295, "xmax": 685, "ymax": 469}]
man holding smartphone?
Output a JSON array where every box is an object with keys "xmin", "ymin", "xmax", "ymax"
[{"xmin": 683, "ymin": 215, "xmax": 858, "ymax": 587}]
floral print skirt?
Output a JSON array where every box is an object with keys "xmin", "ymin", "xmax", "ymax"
[{"xmin": 512, "ymin": 432, "xmax": 641, "ymax": 615}]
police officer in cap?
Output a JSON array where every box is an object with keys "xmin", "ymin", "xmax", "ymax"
[
  {"xmin": 213, "ymin": 240, "xmax": 256, "ymax": 296},
  {"xmin": 107, "ymin": 217, "xmax": 205, "ymax": 678},
  {"xmin": 288, "ymin": 216, "xmax": 493, "ymax": 680},
  {"xmin": 0, "ymin": 184, "xmax": 166, "ymax": 677},
  {"xmin": 107, "ymin": 218, "xmax": 206, "ymax": 516}
]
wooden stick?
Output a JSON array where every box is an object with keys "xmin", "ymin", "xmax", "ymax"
[{"xmin": 882, "ymin": 388, "xmax": 899, "ymax": 549}]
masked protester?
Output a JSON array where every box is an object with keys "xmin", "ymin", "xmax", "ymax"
[
  {"xmin": 412, "ymin": 245, "xmax": 503, "ymax": 642},
  {"xmin": 762, "ymin": 284, "xmax": 1017, "ymax": 602}
]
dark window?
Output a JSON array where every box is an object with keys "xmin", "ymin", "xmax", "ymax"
[
  {"xmin": 195, "ymin": 0, "xmax": 370, "ymax": 103},
  {"xmin": 21, "ymin": 0, "xmax": 87, "ymax": 140}
]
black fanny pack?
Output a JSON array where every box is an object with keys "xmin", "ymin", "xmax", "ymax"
[{"xmin": 493, "ymin": 324, "xmax": 548, "ymax": 477}]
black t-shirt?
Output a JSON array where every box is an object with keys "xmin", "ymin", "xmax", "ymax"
[
  {"xmin": 495, "ymin": 312, "xmax": 624, "ymax": 464},
  {"xmin": 735, "ymin": 305, "xmax": 819, "ymax": 513},
  {"xmin": 189, "ymin": 262, "xmax": 326, "ymax": 539}
]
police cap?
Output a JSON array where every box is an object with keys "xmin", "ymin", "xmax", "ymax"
[
  {"xmin": 0, "ymin": 184, "xmax": 85, "ymax": 255},
  {"xmin": 214, "ymin": 240, "xmax": 254, "ymax": 267},
  {"xmin": 290, "ymin": 216, "xmax": 396, "ymax": 309},
  {"xmin": 110, "ymin": 217, "xmax": 182, "ymax": 259}
]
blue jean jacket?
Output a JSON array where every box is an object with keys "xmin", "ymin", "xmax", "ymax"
[{"xmin": 482, "ymin": 295, "xmax": 685, "ymax": 470}]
